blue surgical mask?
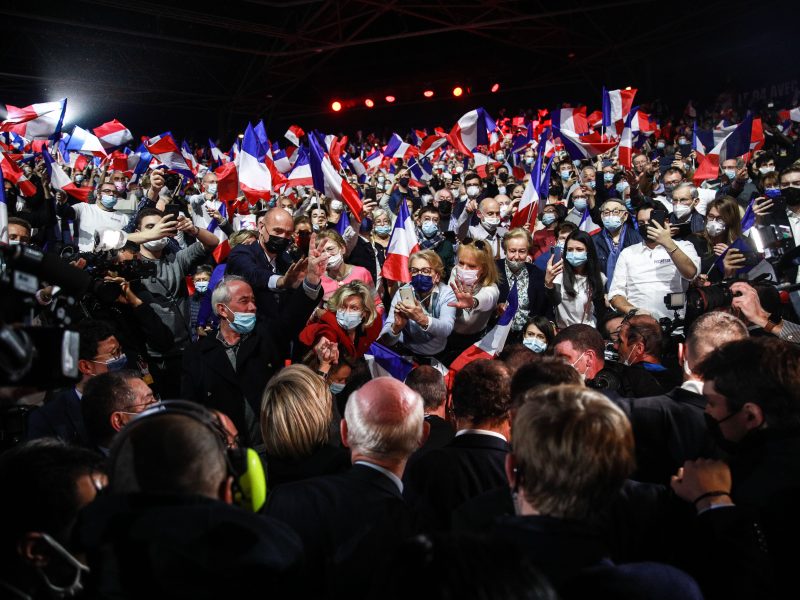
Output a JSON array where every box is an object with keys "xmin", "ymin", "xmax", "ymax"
[
  {"xmin": 615, "ymin": 181, "xmax": 629, "ymax": 194},
  {"xmin": 330, "ymin": 382, "xmax": 346, "ymax": 395},
  {"xmin": 224, "ymin": 305, "xmax": 256, "ymax": 334},
  {"xmin": 559, "ymin": 170, "xmax": 571, "ymax": 181},
  {"xmin": 336, "ymin": 309, "xmax": 363, "ymax": 330},
  {"xmin": 602, "ymin": 215, "xmax": 623, "ymax": 231},
  {"xmin": 572, "ymin": 198, "xmax": 587, "ymax": 212},
  {"xmin": 566, "ymin": 251, "xmax": 588, "ymax": 267},
  {"xmin": 525, "ymin": 156, "xmax": 534, "ymax": 165},
  {"xmin": 523, "ymin": 338, "xmax": 547, "ymax": 353},
  {"xmin": 100, "ymin": 194, "xmax": 118, "ymax": 209},
  {"xmin": 542, "ymin": 213, "xmax": 556, "ymax": 226},
  {"xmin": 206, "ymin": 183, "xmax": 218, "ymax": 195},
  {"xmin": 411, "ymin": 274, "xmax": 434, "ymax": 294},
  {"xmin": 194, "ymin": 281, "xmax": 209, "ymax": 294},
  {"xmin": 93, "ymin": 353, "xmax": 128, "ymax": 371},
  {"xmin": 587, "ymin": 180, "xmax": 596, "ymax": 190},
  {"xmin": 625, "ymin": 198, "xmax": 634, "ymax": 211},
  {"xmin": 723, "ymin": 169, "xmax": 736, "ymax": 180},
  {"xmin": 603, "ymin": 172, "xmax": 614, "ymax": 183},
  {"xmin": 656, "ymin": 141, "xmax": 665, "ymax": 149},
  {"xmin": 374, "ymin": 224, "xmax": 392, "ymax": 236},
  {"xmin": 421, "ymin": 221, "xmax": 439, "ymax": 237},
  {"xmin": 765, "ymin": 187, "xmax": 781, "ymax": 199}
]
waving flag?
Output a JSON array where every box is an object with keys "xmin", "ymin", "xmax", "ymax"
[
  {"xmin": 181, "ymin": 141, "xmax": 199, "ymax": 176},
  {"xmin": 271, "ymin": 143, "xmax": 292, "ymax": 173},
  {"xmin": 128, "ymin": 143, "xmax": 152, "ymax": 184},
  {"xmin": 253, "ymin": 121, "xmax": 269, "ymax": 161},
  {"xmin": 364, "ymin": 343, "xmax": 415, "ymax": 381},
  {"xmin": 285, "ymin": 146, "xmax": 314, "ymax": 187},
  {"xmin": 419, "ymin": 132, "xmax": 448, "ymax": 157},
  {"xmin": 778, "ymin": 107, "xmax": 800, "ymax": 123},
  {"xmin": 618, "ymin": 108, "xmax": 638, "ymax": 169},
  {"xmin": 144, "ymin": 132, "xmax": 194, "ymax": 178},
  {"xmin": 284, "ymin": 124, "xmax": 305, "ymax": 147},
  {"xmin": 383, "ymin": 133, "xmax": 419, "ymax": 160},
  {"xmin": 93, "ymin": 119, "xmax": 133, "ymax": 149},
  {"xmin": 1, "ymin": 99, "xmax": 67, "ymax": 139},
  {"xmin": 448, "ymin": 283, "xmax": 519, "ymax": 374},
  {"xmin": 578, "ymin": 208, "xmax": 602, "ymax": 235},
  {"xmin": 692, "ymin": 114, "xmax": 754, "ymax": 185},
  {"xmin": 43, "ymin": 149, "xmax": 90, "ymax": 202},
  {"xmin": 511, "ymin": 128, "xmax": 550, "ymax": 229},
  {"xmin": 65, "ymin": 126, "xmax": 107, "ymax": 157},
  {"xmin": 239, "ymin": 123, "xmax": 273, "ymax": 204},
  {"xmin": 364, "ymin": 150, "xmax": 383, "ymax": 172},
  {"xmin": 407, "ymin": 155, "xmax": 433, "ymax": 183},
  {"xmin": 381, "ymin": 196, "xmax": 419, "ymax": 283},
  {"xmin": 551, "ymin": 106, "xmax": 589, "ymax": 135},
  {"xmin": 602, "ymin": 87, "xmax": 637, "ymax": 129},
  {"xmin": 208, "ymin": 139, "xmax": 228, "ymax": 165},
  {"xmin": 556, "ymin": 129, "xmax": 618, "ymax": 160},
  {"xmin": 214, "ymin": 161, "xmax": 239, "ymax": 202},
  {"xmin": 308, "ymin": 131, "xmax": 362, "ymax": 219},
  {"xmin": 448, "ymin": 108, "xmax": 496, "ymax": 157},
  {"xmin": 0, "ymin": 153, "xmax": 37, "ymax": 197}
]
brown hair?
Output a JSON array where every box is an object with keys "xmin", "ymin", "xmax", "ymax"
[{"xmin": 703, "ymin": 196, "xmax": 742, "ymax": 245}]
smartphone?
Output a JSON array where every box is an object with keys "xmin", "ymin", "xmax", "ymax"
[
  {"xmin": 164, "ymin": 204, "xmax": 182, "ymax": 219},
  {"xmin": 650, "ymin": 209, "xmax": 668, "ymax": 227},
  {"xmin": 399, "ymin": 286, "xmax": 415, "ymax": 305},
  {"xmin": 550, "ymin": 245, "xmax": 562, "ymax": 263},
  {"xmin": 678, "ymin": 144, "xmax": 692, "ymax": 157},
  {"xmin": 672, "ymin": 222, "xmax": 693, "ymax": 239},
  {"xmin": 740, "ymin": 251, "xmax": 762, "ymax": 267},
  {"xmin": 296, "ymin": 230, "xmax": 311, "ymax": 256},
  {"xmin": 364, "ymin": 187, "xmax": 377, "ymax": 202}
]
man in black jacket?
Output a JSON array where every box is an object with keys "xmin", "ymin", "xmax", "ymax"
[{"xmin": 404, "ymin": 365, "xmax": 454, "ymax": 462}]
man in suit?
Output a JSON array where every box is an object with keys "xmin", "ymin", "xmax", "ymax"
[
  {"xmin": 403, "ymin": 359, "xmax": 512, "ymax": 529},
  {"xmin": 181, "ymin": 258, "xmax": 325, "ymax": 447},
  {"xmin": 456, "ymin": 197, "xmax": 508, "ymax": 259},
  {"xmin": 629, "ymin": 311, "xmax": 749, "ymax": 484},
  {"xmin": 265, "ymin": 377, "xmax": 428, "ymax": 598},
  {"xmin": 404, "ymin": 365, "xmax": 454, "ymax": 462},
  {"xmin": 26, "ymin": 320, "xmax": 125, "ymax": 446},
  {"xmin": 225, "ymin": 207, "xmax": 309, "ymax": 319}
]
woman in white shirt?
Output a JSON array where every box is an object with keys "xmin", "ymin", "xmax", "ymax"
[
  {"xmin": 441, "ymin": 239, "xmax": 500, "ymax": 364},
  {"xmin": 544, "ymin": 230, "xmax": 608, "ymax": 329}
]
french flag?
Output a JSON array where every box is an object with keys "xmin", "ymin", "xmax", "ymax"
[
  {"xmin": 364, "ymin": 342, "xmax": 416, "ymax": 381},
  {"xmin": 447, "ymin": 108, "xmax": 496, "ymax": 157},
  {"xmin": 0, "ymin": 168, "xmax": 7, "ymax": 244},
  {"xmin": 214, "ymin": 161, "xmax": 239, "ymax": 202},
  {"xmin": 419, "ymin": 132, "xmax": 448, "ymax": 157},
  {"xmin": 43, "ymin": 149, "xmax": 90, "ymax": 202},
  {"xmin": 778, "ymin": 107, "xmax": 800, "ymax": 123},
  {"xmin": 93, "ymin": 119, "xmax": 133, "ymax": 149},
  {"xmin": 239, "ymin": 123, "xmax": 273, "ymax": 205},
  {"xmin": 618, "ymin": 107, "xmax": 638, "ymax": 169},
  {"xmin": 1, "ymin": 132, "xmax": 27, "ymax": 152},
  {"xmin": 383, "ymin": 133, "xmax": 419, "ymax": 160},
  {"xmin": 0, "ymin": 153, "xmax": 37, "ymax": 197},
  {"xmin": 364, "ymin": 150, "xmax": 383, "ymax": 172},
  {"xmin": 308, "ymin": 131, "xmax": 362, "ymax": 219},
  {"xmin": 128, "ymin": 143, "xmax": 152, "ymax": 184},
  {"xmin": 254, "ymin": 121, "xmax": 270, "ymax": 160},
  {"xmin": 511, "ymin": 128, "xmax": 550, "ymax": 229},
  {"xmin": 1, "ymin": 99, "xmax": 67, "ymax": 139},
  {"xmin": 556, "ymin": 128, "xmax": 618, "ymax": 160},
  {"xmin": 381, "ymin": 196, "xmax": 419, "ymax": 283},
  {"xmin": 551, "ymin": 106, "xmax": 589, "ymax": 135},
  {"xmin": 407, "ymin": 155, "xmax": 433, "ymax": 184},
  {"xmin": 448, "ymin": 283, "xmax": 518, "ymax": 374},
  {"xmin": 181, "ymin": 141, "xmax": 199, "ymax": 176},
  {"xmin": 285, "ymin": 146, "xmax": 314, "ymax": 187},
  {"xmin": 692, "ymin": 114, "xmax": 754, "ymax": 185},
  {"xmin": 66, "ymin": 126, "xmax": 107, "ymax": 157},
  {"xmin": 271, "ymin": 143, "xmax": 293, "ymax": 174},
  {"xmin": 602, "ymin": 87, "xmax": 637, "ymax": 128},
  {"xmin": 284, "ymin": 124, "xmax": 305, "ymax": 147},
  {"xmin": 578, "ymin": 208, "xmax": 602, "ymax": 235},
  {"xmin": 145, "ymin": 132, "xmax": 194, "ymax": 179},
  {"xmin": 208, "ymin": 139, "xmax": 229, "ymax": 164}
]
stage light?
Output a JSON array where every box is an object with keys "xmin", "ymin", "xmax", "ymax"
[
  {"xmin": 423, "ymin": 90, "xmax": 434, "ymax": 98},
  {"xmin": 385, "ymin": 95, "xmax": 396, "ymax": 103},
  {"xmin": 365, "ymin": 98, "xmax": 375, "ymax": 108},
  {"xmin": 452, "ymin": 86, "xmax": 463, "ymax": 97},
  {"xmin": 331, "ymin": 101, "xmax": 342, "ymax": 112},
  {"xmin": 491, "ymin": 83, "xmax": 500, "ymax": 93}
]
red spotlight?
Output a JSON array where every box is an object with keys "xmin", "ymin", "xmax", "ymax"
[
  {"xmin": 490, "ymin": 83, "xmax": 500, "ymax": 93},
  {"xmin": 423, "ymin": 89, "xmax": 434, "ymax": 98},
  {"xmin": 365, "ymin": 98, "xmax": 375, "ymax": 108},
  {"xmin": 385, "ymin": 95, "xmax": 396, "ymax": 103},
  {"xmin": 331, "ymin": 101, "xmax": 342, "ymax": 112},
  {"xmin": 452, "ymin": 86, "xmax": 463, "ymax": 97}
]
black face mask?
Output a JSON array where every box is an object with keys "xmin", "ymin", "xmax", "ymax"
[
  {"xmin": 703, "ymin": 411, "xmax": 742, "ymax": 455},
  {"xmin": 498, "ymin": 172, "xmax": 509, "ymax": 182},
  {"xmin": 265, "ymin": 234, "xmax": 291, "ymax": 254},
  {"xmin": 398, "ymin": 177, "xmax": 410, "ymax": 187},
  {"xmin": 438, "ymin": 202, "xmax": 452, "ymax": 216},
  {"xmin": 782, "ymin": 186, "xmax": 800, "ymax": 206}
]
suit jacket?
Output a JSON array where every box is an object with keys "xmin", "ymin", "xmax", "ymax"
[
  {"xmin": 265, "ymin": 463, "xmax": 417, "ymax": 598},
  {"xmin": 495, "ymin": 259, "xmax": 548, "ymax": 319},
  {"xmin": 225, "ymin": 241, "xmax": 294, "ymax": 318},
  {"xmin": 408, "ymin": 415, "xmax": 455, "ymax": 466},
  {"xmin": 180, "ymin": 285, "xmax": 321, "ymax": 445},
  {"xmin": 403, "ymin": 432, "xmax": 509, "ymax": 530},
  {"xmin": 25, "ymin": 387, "xmax": 89, "ymax": 446}
]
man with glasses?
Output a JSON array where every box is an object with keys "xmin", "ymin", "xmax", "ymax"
[
  {"xmin": 668, "ymin": 183, "xmax": 706, "ymax": 239},
  {"xmin": 26, "ymin": 320, "xmax": 127, "ymax": 445},
  {"xmin": 593, "ymin": 199, "xmax": 642, "ymax": 289},
  {"xmin": 81, "ymin": 370, "xmax": 159, "ymax": 453}
]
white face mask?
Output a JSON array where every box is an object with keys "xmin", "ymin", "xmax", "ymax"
[
  {"xmin": 143, "ymin": 237, "xmax": 170, "ymax": 251},
  {"xmin": 570, "ymin": 351, "xmax": 589, "ymax": 382},
  {"xmin": 330, "ymin": 199, "xmax": 344, "ymax": 211},
  {"xmin": 672, "ymin": 203, "xmax": 692, "ymax": 219},
  {"xmin": 327, "ymin": 252, "xmax": 344, "ymax": 269},
  {"xmin": 483, "ymin": 216, "xmax": 501, "ymax": 228},
  {"xmin": 457, "ymin": 267, "xmax": 480, "ymax": 287},
  {"xmin": 466, "ymin": 185, "xmax": 481, "ymax": 198},
  {"xmin": 206, "ymin": 183, "xmax": 218, "ymax": 195},
  {"xmin": 499, "ymin": 205, "xmax": 510, "ymax": 218},
  {"xmin": 705, "ymin": 220, "xmax": 727, "ymax": 237}
]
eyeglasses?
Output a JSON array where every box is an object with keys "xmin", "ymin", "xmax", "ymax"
[
  {"xmin": 600, "ymin": 209, "xmax": 626, "ymax": 217},
  {"xmin": 119, "ymin": 393, "xmax": 160, "ymax": 414},
  {"xmin": 672, "ymin": 197, "xmax": 694, "ymax": 206},
  {"xmin": 91, "ymin": 349, "xmax": 124, "ymax": 362},
  {"xmin": 706, "ymin": 215, "xmax": 725, "ymax": 223},
  {"xmin": 410, "ymin": 267, "xmax": 434, "ymax": 276}
]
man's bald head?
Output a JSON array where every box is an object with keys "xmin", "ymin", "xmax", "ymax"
[
  {"xmin": 479, "ymin": 198, "xmax": 500, "ymax": 213},
  {"xmin": 343, "ymin": 377, "xmax": 424, "ymax": 460},
  {"xmin": 260, "ymin": 207, "xmax": 295, "ymax": 251}
]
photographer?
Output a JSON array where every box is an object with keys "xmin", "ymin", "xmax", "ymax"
[
  {"xmin": 728, "ymin": 281, "xmax": 800, "ymax": 344},
  {"xmin": 751, "ymin": 166, "xmax": 800, "ymax": 283},
  {"xmin": 133, "ymin": 208, "xmax": 219, "ymax": 397}
]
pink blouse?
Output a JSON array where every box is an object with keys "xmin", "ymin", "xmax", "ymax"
[{"xmin": 321, "ymin": 266, "xmax": 384, "ymax": 314}]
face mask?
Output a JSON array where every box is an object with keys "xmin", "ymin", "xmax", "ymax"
[
  {"xmin": 499, "ymin": 205, "xmax": 510, "ymax": 218},
  {"xmin": 495, "ymin": 153, "xmax": 505, "ymax": 161},
  {"xmin": 587, "ymin": 180, "xmax": 596, "ymax": 190},
  {"xmin": 783, "ymin": 186, "xmax": 800, "ymax": 206},
  {"xmin": 330, "ymin": 382, "xmax": 346, "ymax": 395},
  {"xmin": 194, "ymin": 281, "xmax": 209, "ymax": 294},
  {"xmin": 8, "ymin": 239, "xmax": 20, "ymax": 246},
  {"xmin": 572, "ymin": 198, "xmax": 587, "ymax": 212},
  {"xmin": 114, "ymin": 181, "xmax": 127, "ymax": 192},
  {"xmin": 507, "ymin": 259, "xmax": 525, "ymax": 272},
  {"xmin": 224, "ymin": 305, "xmax": 256, "ymax": 334},
  {"xmin": 498, "ymin": 186, "xmax": 507, "ymax": 195},
  {"xmin": 327, "ymin": 253, "xmax": 344, "ymax": 269},
  {"xmin": 457, "ymin": 267, "xmax": 480, "ymax": 287},
  {"xmin": 570, "ymin": 351, "xmax": 589, "ymax": 381},
  {"xmin": 615, "ymin": 181, "xmax": 629, "ymax": 194},
  {"xmin": 758, "ymin": 166, "xmax": 774, "ymax": 175},
  {"xmin": 94, "ymin": 353, "xmax": 128, "ymax": 371},
  {"xmin": 374, "ymin": 224, "xmax": 392, "ymax": 236},
  {"xmin": 622, "ymin": 346, "xmax": 638, "ymax": 367},
  {"xmin": 656, "ymin": 141, "xmax": 666, "ymax": 149},
  {"xmin": 559, "ymin": 170, "xmax": 571, "ymax": 181},
  {"xmin": 466, "ymin": 185, "xmax": 481, "ymax": 198},
  {"xmin": 336, "ymin": 308, "xmax": 363, "ymax": 330},
  {"xmin": 603, "ymin": 215, "xmax": 623, "ymax": 231},
  {"xmin": 75, "ymin": 174, "xmax": 84, "ymax": 183},
  {"xmin": 143, "ymin": 237, "xmax": 170, "ymax": 251},
  {"xmin": 673, "ymin": 203, "xmax": 692, "ymax": 219},
  {"xmin": 764, "ymin": 187, "xmax": 781, "ymax": 199},
  {"xmin": 100, "ymin": 194, "xmax": 118, "ymax": 209},
  {"xmin": 541, "ymin": 213, "xmax": 557, "ymax": 226},
  {"xmin": 421, "ymin": 221, "xmax": 439, "ymax": 237},
  {"xmin": 206, "ymin": 183, "xmax": 218, "ymax": 195},
  {"xmin": 456, "ymin": 166, "xmax": 464, "ymax": 174},
  {"xmin": 705, "ymin": 220, "xmax": 727, "ymax": 237},
  {"xmin": 565, "ymin": 251, "xmax": 588, "ymax": 267},
  {"xmin": 604, "ymin": 172, "xmax": 615, "ymax": 183},
  {"xmin": 662, "ymin": 183, "xmax": 677, "ymax": 196},
  {"xmin": 625, "ymin": 198, "xmax": 634, "ymax": 211},
  {"xmin": 703, "ymin": 411, "xmax": 742, "ymax": 454},
  {"xmin": 330, "ymin": 199, "xmax": 344, "ymax": 211},
  {"xmin": 482, "ymin": 216, "xmax": 501, "ymax": 229},
  {"xmin": 498, "ymin": 171, "xmax": 509, "ymax": 182},
  {"xmin": 411, "ymin": 274, "xmax": 434, "ymax": 294},
  {"xmin": 438, "ymin": 202, "xmax": 452, "ymax": 216},
  {"xmin": 377, "ymin": 176, "xmax": 386, "ymax": 184},
  {"xmin": 525, "ymin": 156, "xmax": 534, "ymax": 165},
  {"xmin": 523, "ymin": 337, "xmax": 547, "ymax": 353},
  {"xmin": 723, "ymin": 169, "xmax": 736, "ymax": 179},
  {"xmin": 384, "ymin": 183, "xmax": 392, "ymax": 192},
  {"xmin": 678, "ymin": 138, "xmax": 688, "ymax": 145},
  {"xmin": 312, "ymin": 224, "xmax": 321, "ymax": 232},
  {"xmin": 398, "ymin": 177, "xmax": 410, "ymax": 187},
  {"xmin": 265, "ymin": 234, "xmax": 291, "ymax": 254}
]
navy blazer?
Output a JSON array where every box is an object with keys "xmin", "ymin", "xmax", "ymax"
[
  {"xmin": 593, "ymin": 224, "xmax": 642, "ymax": 285},
  {"xmin": 26, "ymin": 387, "xmax": 89, "ymax": 446},
  {"xmin": 225, "ymin": 242, "xmax": 294, "ymax": 318},
  {"xmin": 495, "ymin": 259, "xmax": 549, "ymax": 319}
]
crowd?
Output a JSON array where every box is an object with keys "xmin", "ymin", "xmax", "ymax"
[{"xmin": 1, "ymin": 93, "xmax": 800, "ymax": 599}]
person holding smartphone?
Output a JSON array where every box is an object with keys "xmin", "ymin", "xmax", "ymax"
[{"xmin": 608, "ymin": 202, "xmax": 700, "ymax": 319}]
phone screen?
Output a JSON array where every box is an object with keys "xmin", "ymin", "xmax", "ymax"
[
  {"xmin": 650, "ymin": 210, "xmax": 668, "ymax": 227},
  {"xmin": 551, "ymin": 245, "xmax": 563, "ymax": 263}
]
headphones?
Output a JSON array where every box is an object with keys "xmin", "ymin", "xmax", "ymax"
[{"xmin": 109, "ymin": 401, "xmax": 267, "ymax": 513}]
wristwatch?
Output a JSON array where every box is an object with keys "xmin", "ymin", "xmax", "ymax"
[{"xmin": 764, "ymin": 312, "xmax": 783, "ymax": 334}]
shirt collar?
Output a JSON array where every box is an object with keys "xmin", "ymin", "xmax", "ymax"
[
  {"xmin": 681, "ymin": 379, "xmax": 704, "ymax": 395},
  {"xmin": 353, "ymin": 460, "xmax": 403, "ymax": 493},
  {"xmin": 455, "ymin": 428, "xmax": 508, "ymax": 442}
]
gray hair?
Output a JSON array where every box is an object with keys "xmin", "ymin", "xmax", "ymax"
[
  {"xmin": 211, "ymin": 275, "xmax": 249, "ymax": 310},
  {"xmin": 673, "ymin": 182, "xmax": 699, "ymax": 201}
]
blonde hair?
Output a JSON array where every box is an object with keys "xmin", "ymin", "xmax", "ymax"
[
  {"xmin": 316, "ymin": 229, "xmax": 346, "ymax": 252},
  {"xmin": 326, "ymin": 280, "xmax": 379, "ymax": 328},
  {"xmin": 502, "ymin": 227, "xmax": 533, "ymax": 251},
  {"xmin": 409, "ymin": 249, "xmax": 445, "ymax": 280},
  {"xmin": 458, "ymin": 242, "xmax": 500, "ymax": 286},
  {"xmin": 229, "ymin": 229, "xmax": 258, "ymax": 248},
  {"xmin": 260, "ymin": 364, "xmax": 333, "ymax": 459}
]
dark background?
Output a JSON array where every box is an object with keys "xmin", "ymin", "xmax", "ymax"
[{"xmin": 1, "ymin": 0, "xmax": 796, "ymax": 146}]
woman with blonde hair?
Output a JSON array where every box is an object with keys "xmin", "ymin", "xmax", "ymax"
[
  {"xmin": 261, "ymin": 364, "xmax": 349, "ymax": 488},
  {"xmin": 317, "ymin": 229, "xmax": 384, "ymax": 315}
]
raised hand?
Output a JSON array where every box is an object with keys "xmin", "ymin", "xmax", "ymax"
[
  {"xmin": 279, "ymin": 259, "xmax": 309, "ymax": 289},
  {"xmin": 305, "ymin": 233, "xmax": 330, "ymax": 286},
  {"xmin": 448, "ymin": 278, "xmax": 475, "ymax": 309},
  {"xmin": 544, "ymin": 254, "xmax": 563, "ymax": 288}
]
